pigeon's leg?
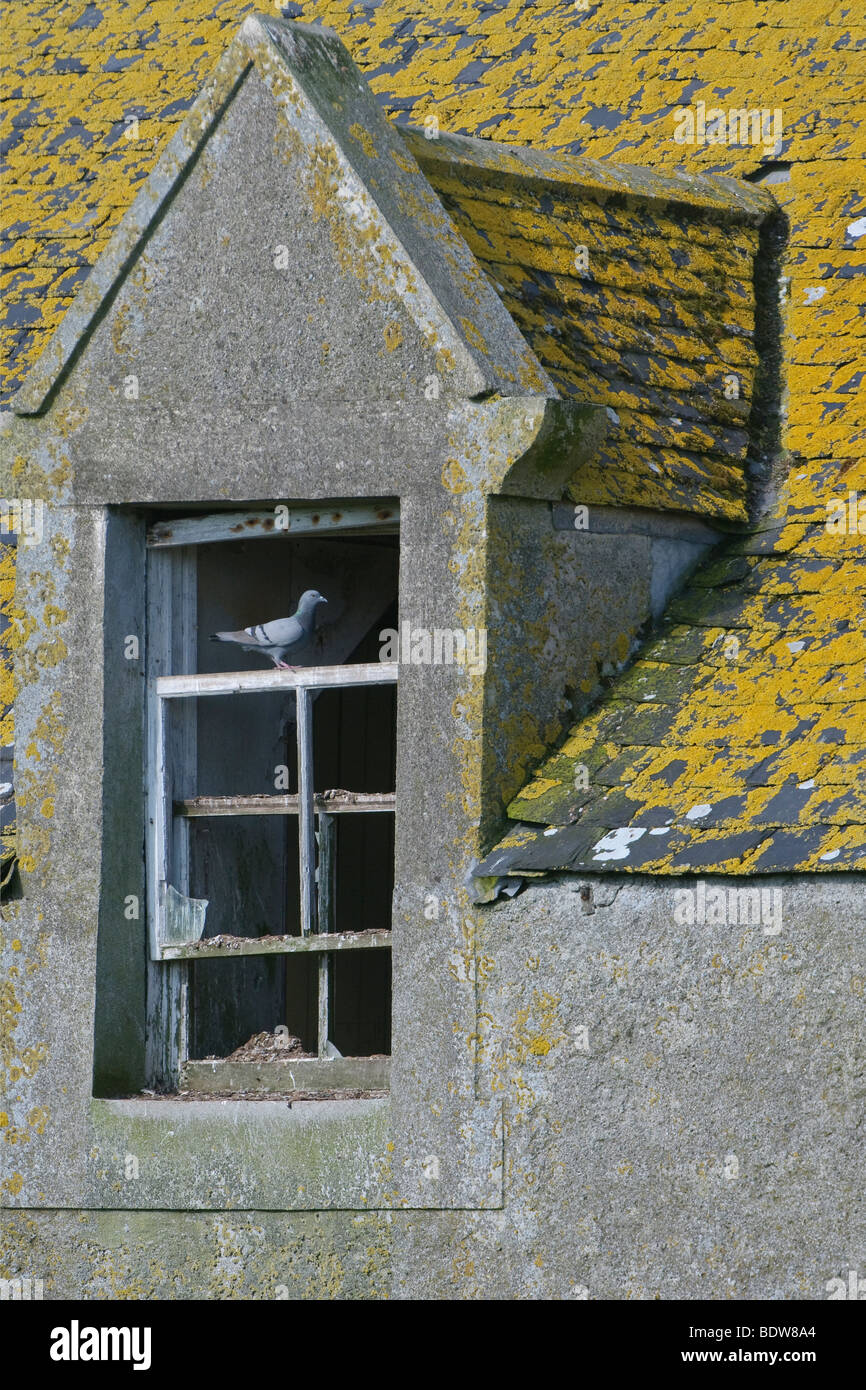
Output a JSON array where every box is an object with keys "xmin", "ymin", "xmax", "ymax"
[{"xmin": 275, "ymin": 660, "xmax": 297, "ymax": 671}]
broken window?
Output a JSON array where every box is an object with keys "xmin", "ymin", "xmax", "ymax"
[{"xmin": 144, "ymin": 504, "xmax": 398, "ymax": 1097}]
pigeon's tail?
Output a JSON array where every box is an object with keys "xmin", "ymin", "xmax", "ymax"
[{"xmin": 210, "ymin": 628, "xmax": 261, "ymax": 648}]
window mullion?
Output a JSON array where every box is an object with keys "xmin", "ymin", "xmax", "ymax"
[
  {"xmin": 145, "ymin": 544, "xmax": 194, "ymax": 1089},
  {"xmin": 148, "ymin": 688, "xmax": 167, "ymax": 961},
  {"xmin": 296, "ymin": 684, "xmax": 317, "ymax": 937},
  {"xmin": 317, "ymin": 955, "xmax": 330, "ymax": 1058},
  {"xmin": 317, "ymin": 810, "xmax": 336, "ymax": 1056}
]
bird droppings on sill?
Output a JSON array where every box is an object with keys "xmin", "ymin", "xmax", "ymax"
[
  {"xmin": 214, "ymin": 1029, "xmax": 389, "ymax": 1065},
  {"xmin": 185, "ymin": 928, "xmax": 386, "ymax": 951},
  {"xmin": 216, "ymin": 1029, "xmax": 312, "ymax": 1061},
  {"xmin": 186, "ymin": 933, "xmax": 293, "ymax": 951}
]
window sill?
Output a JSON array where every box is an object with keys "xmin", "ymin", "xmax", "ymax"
[
  {"xmin": 88, "ymin": 1095, "xmax": 391, "ymax": 1211},
  {"xmin": 182, "ymin": 1055, "xmax": 390, "ymax": 1094},
  {"xmin": 158, "ymin": 929, "xmax": 391, "ymax": 961}
]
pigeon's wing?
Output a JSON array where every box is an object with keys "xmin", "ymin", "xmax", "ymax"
[
  {"xmin": 255, "ymin": 614, "xmax": 305, "ymax": 648},
  {"xmin": 211, "ymin": 627, "xmax": 264, "ymax": 647}
]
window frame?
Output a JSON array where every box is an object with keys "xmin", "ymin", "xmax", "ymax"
[{"xmin": 143, "ymin": 504, "xmax": 399, "ymax": 1090}]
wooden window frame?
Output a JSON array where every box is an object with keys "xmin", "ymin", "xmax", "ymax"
[{"xmin": 144, "ymin": 504, "xmax": 398, "ymax": 1090}]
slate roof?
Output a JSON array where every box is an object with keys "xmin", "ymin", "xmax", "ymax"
[
  {"xmin": 479, "ymin": 453, "xmax": 866, "ymax": 878},
  {"xmin": 1, "ymin": 6, "xmax": 771, "ymax": 521},
  {"xmin": 408, "ymin": 128, "xmax": 770, "ymax": 522},
  {"xmin": 2, "ymin": 1, "xmax": 864, "ymax": 882},
  {"xmin": 1, "ymin": 1, "xmax": 862, "ymax": 447}
]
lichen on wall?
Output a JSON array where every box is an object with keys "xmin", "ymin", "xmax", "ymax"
[{"xmin": 0, "ymin": 1207, "xmax": 393, "ymax": 1299}]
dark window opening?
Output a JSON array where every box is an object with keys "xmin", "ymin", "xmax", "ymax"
[{"xmin": 141, "ymin": 507, "xmax": 399, "ymax": 1093}]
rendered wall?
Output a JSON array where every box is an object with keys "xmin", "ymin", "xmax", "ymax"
[{"xmin": 4, "ymin": 873, "xmax": 863, "ymax": 1299}]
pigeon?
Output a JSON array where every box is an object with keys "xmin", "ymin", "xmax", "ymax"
[{"xmin": 210, "ymin": 589, "xmax": 327, "ymax": 669}]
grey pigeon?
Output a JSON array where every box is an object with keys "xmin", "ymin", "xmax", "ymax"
[{"xmin": 210, "ymin": 589, "xmax": 327, "ymax": 669}]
